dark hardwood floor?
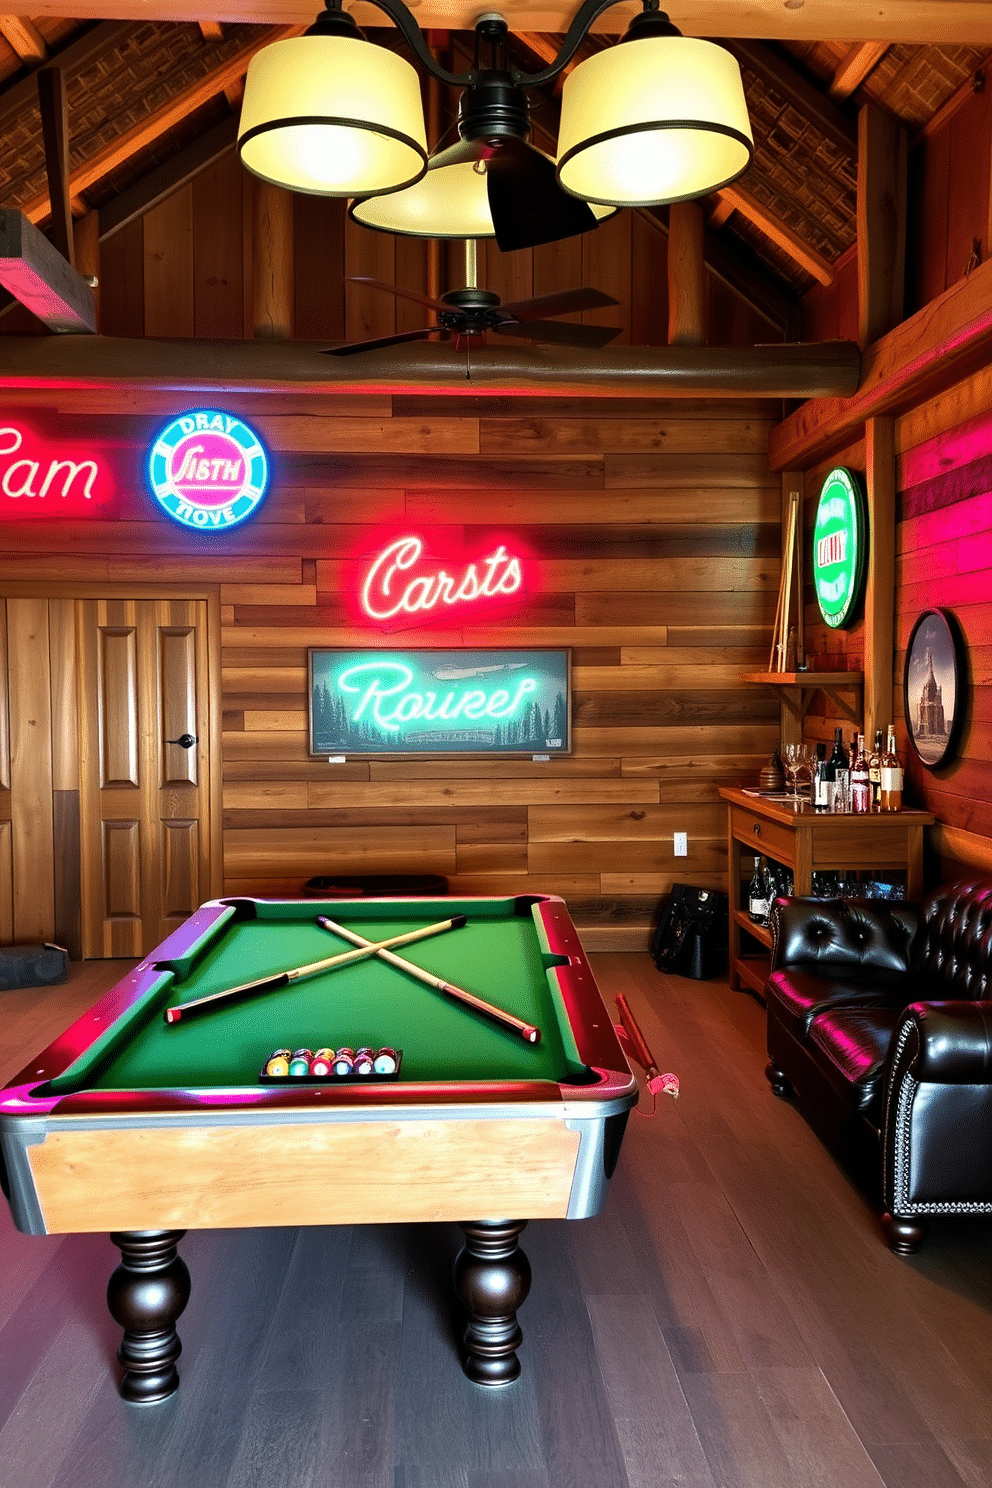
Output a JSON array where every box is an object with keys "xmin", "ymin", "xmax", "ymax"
[{"xmin": 2, "ymin": 955, "xmax": 992, "ymax": 1488}]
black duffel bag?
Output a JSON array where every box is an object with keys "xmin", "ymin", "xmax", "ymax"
[
  {"xmin": 651, "ymin": 885, "xmax": 728, "ymax": 980},
  {"xmin": 0, "ymin": 943, "xmax": 69, "ymax": 991}
]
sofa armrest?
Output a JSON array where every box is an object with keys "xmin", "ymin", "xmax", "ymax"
[
  {"xmin": 887, "ymin": 1001, "xmax": 992, "ymax": 1085},
  {"xmin": 770, "ymin": 897, "xmax": 920, "ymax": 975}
]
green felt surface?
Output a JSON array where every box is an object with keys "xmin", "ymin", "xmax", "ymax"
[{"xmin": 50, "ymin": 899, "xmax": 586, "ymax": 1092}]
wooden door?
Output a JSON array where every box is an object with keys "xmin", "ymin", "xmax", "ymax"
[{"xmin": 77, "ymin": 598, "xmax": 214, "ymax": 957}]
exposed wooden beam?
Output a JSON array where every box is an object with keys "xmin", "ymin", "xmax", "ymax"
[
  {"xmin": 768, "ymin": 256, "xmax": 992, "ymax": 470},
  {"xmin": 8, "ymin": 3, "xmax": 988, "ymax": 44},
  {"xmin": 199, "ymin": 20, "xmax": 224, "ymax": 41},
  {"xmin": 858, "ymin": 100, "xmax": 907, "ymax": 349},
  {"xmin": 829, "ymin": 41, "xmax": 889, "ymax": 100},
  {"xmin": 72, "ymin": 208, "xmax": 100, "ymax": 330},
  {"xmin": 22, "ymin": 26, "xmax": 305, "ymax": 226},
  {"xmin": 0, "ymin": 22, "xmax": 133, "ymax": 135},
  {"xmin": 913, "ymin": 57, "xmax": 992, "ymax": 144},
  {"xmin": 98, "ymin": 114, "xmax": 238, "ymax": 242},
  {"xmin": 667, "ymin": 200, "xmax": 706, "ymax": 346},
  {"xmin": 0, "ymin": 208, "xmax": 95, "ymax": 332},
  {"xmin": 36, "ymin": 66, "xmax": 74, "ymax": 268},
  {"xmin": 717, "ymin": 183, "xmax": 835, "ymax": 287},
  {"xmin": 641, "ymin": 205, "xmax": 801, "ymax": 335},
  {"xmin": 863, "ymin": 416, "xmax": 896, "ymax": 746},
  {"xmin": 252, "ymin": 180, "xmax": 295, "ymax": 338},
  {"xmin": 723, "ymin": 40, "xmax": 857, "ymax": 158},
  {"xmin": 0, "ymin": 335, "xmax": 861, "ymax": 398},
  {"xmin": 0, "ymin": 15, "xmax": 47, "ymax": 63},
  {"xmin": 708, "ymin": 198, "xmax": 735, "ymax": 230}
]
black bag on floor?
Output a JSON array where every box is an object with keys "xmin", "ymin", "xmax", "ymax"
[
  {"xmin": 652, "ymin": 886, "xmax": 728, "ymax": 980},
  {"xmin": 0, "ymin": 943, "xmax": 69, "ymax": 990}
]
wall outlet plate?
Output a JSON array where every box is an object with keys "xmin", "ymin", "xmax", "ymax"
[{"xmin": 674, "ymin": 832, "xmax": 688, "ymax": 857}]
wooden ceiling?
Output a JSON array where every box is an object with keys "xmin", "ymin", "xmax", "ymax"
[{"xmin": 0, "ymin": 5, "xmax": 989, "ymax": 317}]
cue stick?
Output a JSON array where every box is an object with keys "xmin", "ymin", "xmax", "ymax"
[
  {"xmin": 163, "ymin": 915, "xmax": 468, "ymax": 1023},
  {"xmin": 316, "ymin": 914, "xmax": 542, "ymax": 1045}
]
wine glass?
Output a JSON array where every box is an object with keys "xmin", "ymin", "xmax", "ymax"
[{"xmin": 782, "ymin": 743, "xmax": 814, "ymax": 802}]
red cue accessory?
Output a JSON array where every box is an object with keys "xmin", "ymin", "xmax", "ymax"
[{"xmin": 614, "ymin": 994, "xmax": 679, "ymax": 1115}]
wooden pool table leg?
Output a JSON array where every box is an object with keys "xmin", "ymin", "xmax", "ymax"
[
  {"xmin": 454, "ymin": 1219, "xmax": 532, "ymax": 1386},
  {"xmin": 107, "ymin": 1230, "xmax": 191, "ymax": 1404}
]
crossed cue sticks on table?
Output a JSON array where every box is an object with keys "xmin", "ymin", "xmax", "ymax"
[{"xmin": 163, "ymin": 912, "xmax": 542, "ymax": 1043}]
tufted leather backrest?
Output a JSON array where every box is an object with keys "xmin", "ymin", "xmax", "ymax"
[
  {"xmin": 914, "ymin": 879, "xmax": 992, "ymax": 999},
  {"xmin": 770, "ymin": 897, "xmax": 920, "ymax": 973}
]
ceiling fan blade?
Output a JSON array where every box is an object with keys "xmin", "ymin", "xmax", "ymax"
[
  {"xmin": 322, "ymin": 329, "xmax": 438, "ymax": 356},
  {"xmin": 499, "ymin": 286, "xmax": 620, "ymax": 321},
  {"xmin": 485, "ymin": 141, "xmax": 598, "ymax": 253},
  {"xmin": 346, "ymin": 276, "xmax": 450, "ymax": 315},
  {"xmin": 494, "ymin": 319, "xmax": 622, "ymax": 348},
  {"xmin": 429, "ymin": 137, "xmax": 491, "ymax": 169}
]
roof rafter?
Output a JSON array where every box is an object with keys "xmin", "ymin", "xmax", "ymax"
[
  {"xmin": 829, "ymin": 41, "xmax": 890, "ymax": 100},
  {"xmin": 21, "ymin": 24, "xmax": 305, "ymax": 226},
  {"xmin": 0, "ymin": 14, "xmax": 47, "ymax": 63}
]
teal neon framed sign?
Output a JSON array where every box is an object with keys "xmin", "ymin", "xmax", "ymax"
[{"xmin": 812, "ymin": 466, "xmax": 867, "ymax": 629}]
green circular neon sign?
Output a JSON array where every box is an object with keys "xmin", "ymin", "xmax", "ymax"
[{"xmin": 812, "ymin": 466, "xmax": 867, "ymax": 629}]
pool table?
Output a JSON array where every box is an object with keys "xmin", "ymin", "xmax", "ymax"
[{"xmin": 0, "ymin": 894, "xmax": 638, "ymax": 1401}]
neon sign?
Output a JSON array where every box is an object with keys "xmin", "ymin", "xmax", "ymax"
[
  {"xmin": 360, "ymin": 535, "xmax": 523, "ymax": 624},
  {"xmin": 147, "ymin": 411, "xmax": 270, "ymax": 530},
  {"xmin": 0, "ymin": 423, "xmax": 115, "ymax": 517},
  {"xmin": 309, "ymin": 648, "xmax": 571, "ymax": 757},
  {"xmin": 340, "ymin": 660, "xmax": 537, "ymax": 732},
  {"xmin": 813, "ymin": 467, "xmax": 866, "ymax": 629}
]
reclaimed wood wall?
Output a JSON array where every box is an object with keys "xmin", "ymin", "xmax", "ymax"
[
  {"xmin": 96, "ymin": 150, "xmax": 777, "ymax": 349},
  {"xmin": 0, "ymin": 395, "xmax": 781, "ymax": 950},
  {"xmin": 803, "ymin": 71, "xmax": 992, "ymax": 343},
  {"xmin": 794, "ymin": 360, "xmax": 992, "ymax": 884}
]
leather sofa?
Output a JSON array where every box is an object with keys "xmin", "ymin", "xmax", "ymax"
[{"xmin": 763, "ymin": 879, "xmax": 992, "ymax": 1253}]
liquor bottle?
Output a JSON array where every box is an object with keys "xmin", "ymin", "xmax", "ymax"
[
  {"xmin": 880, "ymin": 726, "xmax": 904, "ymax": 811},
  {"xmin": 812, "ymin": 742, "xmax": 829, "ymax": 810},
  {"xmin": 827, "ymin": 727, "xmax": 849, "ymax": 812},
  {"xmin": 850, "ymin": 733, "xmax": 871, "ymax": 814},
  {"xmin": 869, "ymin": 729, "xmax": 884, "ymax": 811},
  {"xmin": 748, "ymin": 856, "xmax": 770, "ymax": 924}
]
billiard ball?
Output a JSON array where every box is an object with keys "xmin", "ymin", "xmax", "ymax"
[
  {"xmin": 332, "ymin": 1047, "xmax": 355, "ymax": 1077},
  {"xmin": 264, "ymin": 1049, "xmax": 291, "ymax": 1077},
  {"xmin": 373, "ymin": 1047, "xmax": 398, "ymax": 1075},
  {"xmin": 289, "ymin": 1048, "xmax": 313, "ymax": 1076},
  {"xmin": 310, "ymin": 1048, "xmax": 334, "ymax": 1076},
  {"xmin": 353, "ymin": 1047, "xmax": 375, "ymax": 1075}
]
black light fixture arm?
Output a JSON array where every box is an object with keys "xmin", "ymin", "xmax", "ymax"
[{"xmin": 312, "ymin": 0, "xmax": 669, "ymax": 90}]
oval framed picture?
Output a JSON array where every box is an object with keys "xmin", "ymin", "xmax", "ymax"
[{"xmin": 903, "ymin": 609, "xmax": 966, "ymax": 769}]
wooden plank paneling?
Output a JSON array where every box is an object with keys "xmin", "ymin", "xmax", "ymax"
[
  {"xmin": 143, "ymin": 184, "xmax": 194, "ymax": 339},
  {"xmin": 7, "ymin": 598, "xmax": 54, "ymax": 942}
]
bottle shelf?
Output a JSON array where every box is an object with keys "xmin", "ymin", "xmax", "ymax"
[
  {"xmin": 741, "ymin": 670, "xmax": 863, "ymax": 725},
  {"xmin": 732, "ymin": 908, "xmax": 772, "ymax": 949}
]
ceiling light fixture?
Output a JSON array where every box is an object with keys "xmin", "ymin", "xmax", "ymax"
[{"xmin": 239, "ymin": 0, "xmax": 753, "ymax": 248}]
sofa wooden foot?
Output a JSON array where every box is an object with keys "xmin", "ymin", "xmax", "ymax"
[
  {"xmin": 765, "ymin": 1061, "xmax": 791, "ymax": 1098},
  {"xmin": 882, "ymin": 1213, "xmax": 927, "ymax": 1255}
]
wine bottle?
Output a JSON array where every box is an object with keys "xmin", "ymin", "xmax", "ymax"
[
  {"xmin": 880, "ymin": 726, "xmax": 903, "ymax": 811},
  {"xmin": 850, "ymin": 733, "xmax": 871, "ymax": 814},
  {"xmin": 813, "ymin": 742, "xmax": 829, "ymax": 810},
  {"xmin": 827, "ymin": 727, "xmax": 849, "ymax": 812},
  {"xmin": 748, "ymin": 855, "xmax": 770, "ymax": 924},
  {"xmin": 869, "ymin": 729, "xmax": 884, "ymax": 811}
]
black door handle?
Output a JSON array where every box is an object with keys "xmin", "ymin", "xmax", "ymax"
[{"xmin": 165, "ymin": 733, "xmax": 198, "ymax": 749}]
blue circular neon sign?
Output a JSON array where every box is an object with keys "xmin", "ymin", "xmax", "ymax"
[{"xmin": 147, "ymin": 410, "xmax": 270, "ymax": 530}]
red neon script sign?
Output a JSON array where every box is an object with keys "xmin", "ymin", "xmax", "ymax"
[
  {"xmin": 0, "ymin": 422, "xmax": 115, "ymax": 517},
  {"xmin": 360, "ymin": 535, "xmax": 524, "ymax": 624}
]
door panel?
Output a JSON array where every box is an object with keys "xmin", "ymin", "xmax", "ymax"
[{"xmin": 78, "ymin": 598, "xmax": 213, "ymax": 957}]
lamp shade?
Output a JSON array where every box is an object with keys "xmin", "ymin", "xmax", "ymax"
[
  {"xmin": 351, "ymin": 151, "xmax": 617, "ymax": 238},
  {"xmin": 239, "ymin": 35, "xmax": 428, "ymax": 196},
  {"xmin": 557, "ymin": 36, "xmax": 753, "ymax": 206}
]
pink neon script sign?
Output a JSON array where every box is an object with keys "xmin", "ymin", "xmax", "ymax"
[
  {"xmin": 0, "ymin": 423, "xmax": 114, "ymax": 516},
  {"xmin": 360, "ymin": 535, "xmax": 524, "ymax": 622}
]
